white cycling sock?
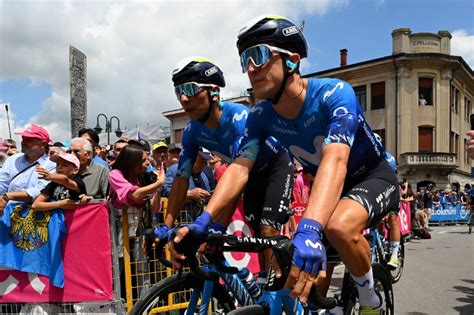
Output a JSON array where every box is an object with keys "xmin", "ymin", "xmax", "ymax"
[
  {"xmin": 351, "ymin": 268, "xmax": 380, "ymax": 307},
  {"xmin": 390, "ymin": 241, "xmax": 400, "ymax": 259}
]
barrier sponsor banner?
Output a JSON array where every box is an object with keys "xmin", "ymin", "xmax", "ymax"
[
  {"xmin": 0, "ymin": 202, "xmax": 113, "ymax": 302},
  {"xmin": 224, "ymin": 200, "xmax": 260, "ymax": 275},
  {"xmin": 428, "ymin": 204, "xmax": 469, "ymax": 222},
  {"xmin": 398, "ymin": 202, "xmax": 411, "ymax": 236}
]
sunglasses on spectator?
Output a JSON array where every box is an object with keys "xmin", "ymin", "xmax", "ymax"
[
  {"xmin": 4, "ymin": 145, "xmax": 16, "ymax": 149},
  {"xmin": 174, "ymin": 82, "xmax": 217, "ymax": 99},
  {"xmin": 66, "ymin": 149, "xmax": 81, "ymax": 155},
  {"xmin": 240, "ymin": 44, "xmax": 292, "ymax": 73}
]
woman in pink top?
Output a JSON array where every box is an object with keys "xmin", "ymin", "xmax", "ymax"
[{"xmin": 108, "ymin": 144, "xmax": 165, "ymax": 299}]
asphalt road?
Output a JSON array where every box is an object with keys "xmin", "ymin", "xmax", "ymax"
[{"xmin": 329, "ymin": 225, "xmax": 474, "ymax": 314}]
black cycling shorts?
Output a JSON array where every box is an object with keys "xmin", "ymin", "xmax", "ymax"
[
  {"xmin": 243, "ymin": 150, "xmax": 294, "ymax": 235},
  {"xmin": 342, "ymin": 160, "xmax": 400, "ymax": 229}
]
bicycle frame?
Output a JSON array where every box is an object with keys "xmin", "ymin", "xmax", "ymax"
[
  {"xmin": 184, "ymin": 259, "xmax": 305, "ymax": 315},
  {"xmin": 184, "ymin": 262, "xmax": 252, "ymax": 315},
  {"xmin": 366, "ymin": 228, "xmax": 388, "ymax": 264}
]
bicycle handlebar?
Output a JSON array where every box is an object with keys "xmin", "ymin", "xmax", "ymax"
[{"xmin": 146, "ymin": 228, "xmax": 338, "ymax": 310}]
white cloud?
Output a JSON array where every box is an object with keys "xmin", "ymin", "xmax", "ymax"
[
  {"xmin": 0, "ymin": 0, "xmax": 345, "ymax": 143},
  {"xmin": 451, "ymin": 29, "xmax": 474, "ymax": 69}
]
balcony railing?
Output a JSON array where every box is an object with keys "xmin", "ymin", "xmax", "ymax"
[{"xmin": 399, "ymin": 152, "xmax": 458, "ymax": 168}]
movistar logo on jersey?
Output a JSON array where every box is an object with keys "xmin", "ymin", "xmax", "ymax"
[
  {"xmin": 283, "ymin": 26, "xmax": 299, "ymax": 36},
  {"xmin": 323, "ymin": 82, "xmax": 344, "ymax": 102}
]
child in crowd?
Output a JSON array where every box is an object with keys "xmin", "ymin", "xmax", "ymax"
[{"xmin": 32, "ymin": 153, "xmax": 87, "ymax": 211}]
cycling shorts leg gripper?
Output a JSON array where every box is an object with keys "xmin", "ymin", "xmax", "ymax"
[{"xmin": 342, "ymin": 162, "xmax": 400, "ymax": 229}]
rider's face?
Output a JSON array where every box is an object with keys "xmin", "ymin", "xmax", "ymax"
[
  {"xmin": 247, "ymin": 52, "xmax": 285, "ymax": 100},
  {"xmin": 179, "ymin": 88, "xmax": 211, "ymax": 121}
]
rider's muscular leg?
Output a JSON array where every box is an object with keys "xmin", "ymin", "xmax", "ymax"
[
  {"xmin": 260, "ymin": 225, "xmax": 280, "ymax": 273},
  {"xmin": 325, "ymin": 199, "xmax": 380, "ymax": 307},
  {"xmin": 389, "ymin": 213, "xmax": 400, "ymax": 242},
  {"xmin": 324, "ymin": 199, "xmax": 370, "ymax": 277}
]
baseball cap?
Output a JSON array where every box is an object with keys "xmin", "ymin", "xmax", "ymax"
[
  {"xmin": 128, "ymin": 139, "xmax": 151, "ymax": 152},
  {"xmin": 152, "ymin": 141, "xmax": 168, "ymax": 152},
  {"xmin": 51, "ymin": 152, "xmax": 80, "ymax": 169},
  {"xmin": 168, "ymin": 143, "xmax": 182, "ymax": 152},
  {"xmin": 15, "ymin": 124, "xmax": 52, "ymax": 144},
  {"xmin": 198, "ymin": 147, "xmax": 212, "ymax": 160}
]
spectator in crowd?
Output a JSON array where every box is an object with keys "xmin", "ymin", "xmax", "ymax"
[
  {"xmin": 69, "ymin": 137, "xmax": 110, "ymax": 199},
  {"xmin": 198, "ymin": 148, "xmax": 216, "ymax": 191},
  {"xmin": 0, "ymin": 152, "xmax": 7, "ymax": 168},
  {"xmin": 113, "ymin": 137, "xmax": 129, "ymax": 156},
  {"xmin": 151, "ymin": 141, "xmax": 168, "ymax": 168},
  {"xmin": 419, "ymin": 94, "xmax": 427, "ymax": 105},
  {"xmin": 0, "ymin": 125, "xmax": 56, "ymax": 216},
  {"xmin": 467, "ymin": 129, "xmax": 474, "ymax": 159},
  {"xmin": 162, "ymin": 150, "xmax": 212, "ymax": 220},
  {"xmin": 432, "ymin": 190, "xmax": 442, "ymax": 209},
  {"xmin": 106, "ymin": 150, "xmax": 118, "ymax": 167},
  {"xmin": 49, "ymin": 142, "xmax": 66, "ymax": 157},
  {"xmin": 167, "ymin": 143, "xmax": 182, "ymax": 168},
  {"xmin": 0, "ymin": 140, "xmax": 7, "ymax": 154},
  {"xmin": 448, "ymin": 191, "xmax": 458, "ymax": 206},
  {"xmin": 2, "ymin": 139, "xmax": 18, "ymax": 156},
  {"xmin": 108, "ymin": 144, "xmax": 165, "ymax": 299},
  {"xmin": 32, "ymin": 153, "xmax": 87, "ymax": 211},
  {"xmin": 78, "ymin": 128, "xmax": 109, "ymax": 167},
  {"xmin": 209, "ymin": 153, "xmax": 227, "ymax": 183}
]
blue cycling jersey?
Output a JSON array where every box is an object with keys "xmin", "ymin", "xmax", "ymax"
[
  {"xmin": 177, "ymin": 101, "xmax": 283, "ymax": 178},
  {"xmin": 238, "ymin": 78, "xmax": 386, "ymax": 181}
]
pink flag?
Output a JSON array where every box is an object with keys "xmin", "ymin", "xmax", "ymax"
[{"xmin": 0, "ymin": 202, "xmax": 113, "ymax": 302}]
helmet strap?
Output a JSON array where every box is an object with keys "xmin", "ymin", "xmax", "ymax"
[
  {"xmin": 269, "ymin": 56, "xmax": 294, "ymax": 106},
  {"xmin": 198, "ymin": 91, "xmax": 218, "ymax": 124}
]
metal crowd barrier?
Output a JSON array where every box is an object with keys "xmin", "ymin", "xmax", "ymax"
[{"xmin": 122, "ymin": 197, "xmax": 200, "ymax": 313}]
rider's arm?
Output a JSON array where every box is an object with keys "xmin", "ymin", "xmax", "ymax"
[
  {"xmin": 205, "ymin": 157, "xmax": 254, "ymax": 219},
  {"xmin": 303, "ymin": 143, "xmax": 349, "ymax": 227}
]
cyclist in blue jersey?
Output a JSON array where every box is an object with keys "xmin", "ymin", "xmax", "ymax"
[
  {"xmin": 159, "ymin": 57, "xmax": 294, "ymax": 276},
  {"xmin": 173, "ymin": 16, "xmax": 399, "ymax": 314}
]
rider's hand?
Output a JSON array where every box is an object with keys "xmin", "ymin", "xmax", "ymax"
[
  {"xmin": 153, "ymin": 224, "xmax": 171, "ymax": 246},
  {"xmin": 284, "ymin": 218, "xmax": 326, "ymax": 304},
  {"xmin": 171, "ymin": 210, "xmax": 213, "ymax": 270}
]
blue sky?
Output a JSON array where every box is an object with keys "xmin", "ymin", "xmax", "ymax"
[{"xmin": 0, "ymin": 0, "xmax": 472, "ymax": 143}]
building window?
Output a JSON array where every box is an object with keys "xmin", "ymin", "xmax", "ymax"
[
  {"xmin": 174, "ymin": 128, "xmax": 183, "ymax": 143},
  {"xmin": 354, "ymin": 85, "xmax": 367, "ymax": 111},
  {"xmin": 373, "ymin": 129, "xmax": 386, "ymax": 146},
  {"xmin": 451, "ymin": 85, "xmax": 460, "ymax": 114},
  {"xmin": 418, "ymin": 126, "xmax": 433, "ymax": 152},
  {"xmin": 371, "ymin": 82, "xmax": 385, "ymax": 110},
  {"xmin": 465, "ymin": 97, "xmax": 472, "ymax": 122},
  {"xmin": 418, "ymin": 78, "xmax": 433, "ymax": 105},
  {"xmin": 450, "ymin": 132, "xmax": 459, "ymax": 155}
]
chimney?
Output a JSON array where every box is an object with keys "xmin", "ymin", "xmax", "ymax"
[{"xmin": 340, "ymin": 49, "xmax": 347, "ymax": 66}]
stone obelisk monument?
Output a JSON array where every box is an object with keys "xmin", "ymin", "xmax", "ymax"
[{"xmin": 69, "ymin": 46, "xmax": 87, "ymax": 138}]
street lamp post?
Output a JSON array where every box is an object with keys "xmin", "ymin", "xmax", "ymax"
[{"xmin": 94, "ymin": 113, "xmax": 123, "ymax": 145}]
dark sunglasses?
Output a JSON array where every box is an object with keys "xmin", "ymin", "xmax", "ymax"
[{"xmin": 66, "ymin": 149, "xmax": 81, "ymax": 155}]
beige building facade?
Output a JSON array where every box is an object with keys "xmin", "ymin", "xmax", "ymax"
[
  {"xmin": 164, "ymin": 28, "xmax": 473, "ymax": 191},
  {"xmin": 305, "ymin": 28, "xmax": 473, "ymax": 191}
]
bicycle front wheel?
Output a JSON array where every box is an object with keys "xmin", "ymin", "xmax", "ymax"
[{"xmin": 130, "ymin": 272, "xmax": 235, "ymax": 315}]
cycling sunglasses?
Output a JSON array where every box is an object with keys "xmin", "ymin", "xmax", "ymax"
[
  {"xmin": 174, "ymin": 82, "xmax": 216, "ymax": 100},
  {"xmin": 240, "ymin": 44, "xmax": 292, "ymax": 73}
]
